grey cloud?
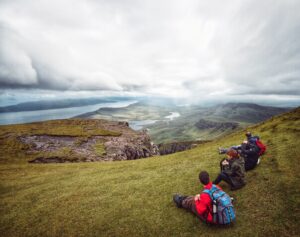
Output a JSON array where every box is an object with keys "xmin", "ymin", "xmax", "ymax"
[
  {"xmin": 0, "ymin": 26, "xmax": 38, "ymax": 86},
  {"xmin": 0, "ymin": 0, "xmax": 299, "ymax": 101}
]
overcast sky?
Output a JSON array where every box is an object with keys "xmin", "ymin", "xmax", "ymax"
[{"xmin": 0, "ymin": 0, "xmax": 299, "ymax": 105}]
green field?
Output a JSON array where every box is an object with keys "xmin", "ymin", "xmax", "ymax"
[{"xmin": 1, "ymin": 108, "xmax": 299, "ymax": 237}]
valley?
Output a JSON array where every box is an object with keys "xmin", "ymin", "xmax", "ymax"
[{"xmin": 79, "ymin": 102, "xmax": 291, "ymax": 143}]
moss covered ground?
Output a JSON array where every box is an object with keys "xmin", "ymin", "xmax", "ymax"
[{"xmin": 0, "ymin": 108, "xmax": 299, "ymax": 237}]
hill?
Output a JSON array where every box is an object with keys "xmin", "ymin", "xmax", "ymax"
[
  {"xmin": 0, "ymin": 108, "xmax": 299, "ymax": 236},
  {"xmin": 79, "ymin": 102, "xmax": 291, "ymax": 143},
  {"xmin": 0, "ymin": 119, "xmax": 159, "ymax": 163},
  {"xmin": 0, "ymin": 98, "xmax": 119, "ymax": 113},
  {"xmin": 199, "ymin": 103, "xmax": 292, "ymax": 123},
  {"xmin": 145, "ymin": 103, "xmax": 291, "ymax": 143}
]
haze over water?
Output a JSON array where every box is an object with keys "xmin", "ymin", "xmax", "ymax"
[{"xmin": 0, "ymin": 101, "xmax": 136, "ymax": 125}]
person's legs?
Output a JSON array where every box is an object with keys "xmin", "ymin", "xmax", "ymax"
[
  {"xmin": 218, "ymin": 148, "xmax": 228, "ymax": 154},
  {"xmin": 219, "ymin": 158, "xmax": 226, "ymax": 171},
  {"xmin": 219, "ymin": 145, "xmax": 240, "ymax": 154},
  {"xmin": 181, "ymin": 196, "xmax": 205, "ymax": 221},
  {"xmin": 213, "ymin": 172, "xmax": 233, "ymax": 186},
  {"xmin": 181, "ymin": 196, "xmax": 194, "ymax": 210},
  {"xmin": 231, "ymin": 145, "xmax": 241, "ymax": 150},
  {"xmin": 173, "ymin": 194, "xmax": 188, "ymax": 208}
]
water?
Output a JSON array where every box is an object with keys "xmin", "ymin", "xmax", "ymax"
[
  {"xmin": 129, "ymin": 112, "xmax": 181, "ymax": 130},
  {"xmin": 165, "ymin": 112, "xmax": 180, "ymax": 120},
  {"xmin": 129, "ymin": 120, "xmax": 158, "ymax": 130},
  {"xmin": 0, "ymin": 101, "xmax": 136, "ymax": 125}
]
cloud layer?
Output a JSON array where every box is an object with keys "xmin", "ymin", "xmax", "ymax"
[{"xmin": 0, "ymin": 0, "xmax": 299, "ymax": 100}]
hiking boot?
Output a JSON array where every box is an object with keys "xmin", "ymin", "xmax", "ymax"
[
  {"xmin": 230, "ymin": 197, "xmax": 235, "ymax": 203},
  {"xmin": 173, "ymin": 194, "xmax": 187, "ymax": 208},
  {"xmin": 257, "ymin": 157, "xmax": 261, "ymax": 165},
  {"xmin": 218, "ymin": 147, "xmax": 226, "ymax": 154}
]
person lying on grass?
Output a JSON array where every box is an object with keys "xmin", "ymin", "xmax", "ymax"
[
  {"xmin": 213, "ymin": 149, "xmax": 246, "ymax": 191},
  {"xmin": 173, "ymin": 171, "xmax": 223, "ymax": 224}
]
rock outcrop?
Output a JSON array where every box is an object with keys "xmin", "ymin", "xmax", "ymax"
[
  {"xmin": 1, "ymin": 118, "xmax": 205, "ymax": 163},
  {"xmin": 195, "ymin": 119, "xmax": 239, "ymax": 131},
  {"xmin": 158, "ymin": 140, "xmax": 209, "ymax": 155},
  {"xmin": 13, "ymin": 119, "xmax": 160, "ymax": 163}
]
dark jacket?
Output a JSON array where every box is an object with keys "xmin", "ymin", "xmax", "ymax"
[
  {"xmin": 241, "ymin": 143, "xmax": 260, "ymax": 171},
  {"xmin": 222, "ymin": 157, "xmax": 246, "ymax": 188}
]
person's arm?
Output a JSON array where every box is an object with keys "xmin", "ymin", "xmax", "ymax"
[
  {"xmin": 223, "ymin": 161, "xmax": 239, "ymax": 176},
  {"xmin": 195, "ymin": 193, "xmax": 211, "ymax": 216}
]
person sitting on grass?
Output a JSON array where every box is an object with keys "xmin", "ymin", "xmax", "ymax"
[
  {"xmin": 173, "ymin": 171, "xmax": 221, "ymax": 224},
  {"xmin": 218, "ymin": 131, "xmax": 257, "ymax": 154},
  {"xmin": 219, "ymin": 138, "xmax": 260, "ymax": 171},
  {"xmin": 213, "ymin": 149, "xmax": 246, "ymax": 191},
  {"xmin": 240, "ymin": 140, "xmax": 260, "ymax": 171},
  {"xmin": 232, "ymin": 140, "xmax": 260, "ymax": 171}
]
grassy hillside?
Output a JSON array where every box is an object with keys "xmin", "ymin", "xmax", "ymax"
[
  {"xmin": 1, "ymin": 108, "xmax": 299, "ymax": 237},
  {"xmin": 80, "ymin": 102, "xmax": 171, "ymax": 120}
]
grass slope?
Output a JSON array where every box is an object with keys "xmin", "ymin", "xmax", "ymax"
[{"xmin": 1, "ymin": 108, "xmax": 299, "ymax": 237}]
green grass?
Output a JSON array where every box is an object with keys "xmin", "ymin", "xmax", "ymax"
[
  {"xmin": 93, "ymin": 142, "xmax": 106, "ymax": 156},
  {"xmin": 31, "ymin": 147, "xmax": 87, "ymax": 162},
  {"xmin": 0, "ymin": 109, "xmax": 299, "ymax": 237},
  {"xmin": 0, "ymin": 119, "xmax": 122, "ymax": 137}
]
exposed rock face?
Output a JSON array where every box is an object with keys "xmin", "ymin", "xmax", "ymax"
[
  {"xmin": 19, "ymin": 119, "xmax": 159, "ymax": 163},
  {"xmin": 102, "ymin": 129, "xmax": 159, "ymax": 161},
  {"xmin": 195, "ymin": 119, "xmax": 239, "ymax": 131},
  {"xmin": 4, "ymin": 118, "xmax": 206, "ymax": 163},
  {"xmin": 158, "ymin": 140, "xmax": 209, "ymax": 155}
]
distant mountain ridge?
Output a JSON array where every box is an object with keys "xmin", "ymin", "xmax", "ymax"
[
  {"xmin": 147, "ymin": 102, "xmax": 292, "ymax": 143},
  {"xmin": 78, "ymin": 101, "xmax": 292, "ymax": 143},
  {"xmin": 206, "ymin": 103, "xmax": 291, "ymax": 123},
  {"xmin": 0, "ymin": 97, "xmax": 133, "ymax": 113}
]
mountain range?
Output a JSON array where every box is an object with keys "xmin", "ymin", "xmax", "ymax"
[
  {"xmin": 0, "ymin": 97, "xmax": 131, "ymax": 113},
  {"xmin": 79, "ymin": 102, "xmax": 291, "ymax": 143}
]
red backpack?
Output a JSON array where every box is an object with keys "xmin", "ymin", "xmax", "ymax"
[
  {"xmin": 255, "ymin": 140, "xmax": 266, "ymax": 156},
  {"xmin": 249, "ymin": 136, "xmax": 266, "ymax": 156}
]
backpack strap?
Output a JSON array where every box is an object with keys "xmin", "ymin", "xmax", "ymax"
[
  {"xmin": 203, "ymin": 185, "xmax": 220, "ymax": 224},
  {"xmin": 202, "ymin": 189, "xmax": 211, "ymax": 195},
  {"xmin": 203, "ymin": 185, "xmax": 220, "ymax": 200},
  {"xmin": 202, "ymin": 189, "xmax": 213, "ymax": 223}
]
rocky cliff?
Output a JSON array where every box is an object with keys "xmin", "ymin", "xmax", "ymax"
[
  {"xmin": 0, "ymin": 119, "xmax": 160, "ymax": 163},
  {"xmin": 195, "ymin": 119, "xmax": 239, "ymax": 130},
  {"xmin": 157, "ymin": 140, "xmax": 209, "ymax": 155}
]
